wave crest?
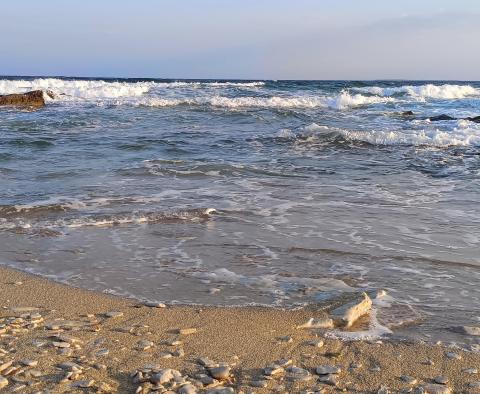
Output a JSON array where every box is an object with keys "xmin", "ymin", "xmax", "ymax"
[{"xmin": 354, "ymin": 84, "xmax": 480, "ymax": 100}]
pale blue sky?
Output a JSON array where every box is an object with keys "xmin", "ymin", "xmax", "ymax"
[{"xmin": 1, "ymin": 0, "xmax": 479, "ymax": 79}]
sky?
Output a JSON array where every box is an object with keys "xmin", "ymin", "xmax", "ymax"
[{"xmin": 1, "ymin": 0, "xmax": 479, "ymax": 80}]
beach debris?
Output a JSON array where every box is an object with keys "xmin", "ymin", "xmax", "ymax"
[
  {"xmin": 331, "ymin": 292, "xmax": 372, "ymax": 328},
  {"xmin": 296, "ymin": 317, "xmax": 334, "ymax": 329}
]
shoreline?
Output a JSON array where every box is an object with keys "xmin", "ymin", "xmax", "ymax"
[{"xmin": 1, "ymin": 265, "xmax": 480, "ymax": 393}]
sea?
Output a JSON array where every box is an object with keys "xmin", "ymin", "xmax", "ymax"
[{"xmin": 1, "ymin": 77, "xmax": 479, "ymax": 344}]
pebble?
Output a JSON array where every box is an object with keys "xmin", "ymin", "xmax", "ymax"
[
  {"xmin": 463, "ymin": 367, "xmax": 478, "ymax": 374},
  {"xmin": 208, "ymin": 366, "xmax": 231, "ymax": 380},
  {"xmin": 177, "ymin": 328, "xmax": 197, "ymax": 335},
  {"xmin": 0, "ymin": 361, "xmax": 13, "ymax": 372},
  {"xmin": 278, "ymin": 336, "xmax": 293, "ymax": 343},
  {"xmin": 308, "ymin": 339, "xmax": 324, "ymax": 348},
  {"xmin": 350, "ymin": 362, "xmax": 362, "ymax": 369},
  {"xmin": 96, "ymin": 348, "xmax": 109, "ymax": 357},
  {"xmin": 318, "ymin": 374, "xmax": 338, "ymax": 386},
  {"xmin": 150, "ymin": 368, "xmax": 182, "ymax": 385},
  {"xmin": 0, "ymin": 376, "xmax": 8, "ymax": 389},
  {"xmin": 468, "ymin": 382, "xmax": 480, "ymax": 389},
  {"xmin": 378, "ymin": 386, "xmax": 390, "ymax": 394},
  {"xmin": 72, "ymin": 379, "xmax": 95, "ymax": 388},
  {"xmin": 445, "ymin": 352, "xmax": 461, "ymax": 360},
  {"xmin": 285, "ymin": 366, "xmax": 312, "ymax": 382},
  {"xmin": 433, "ymin": 376, "xmax": 448, "ymax": 385},
  {"xmin": 144, "ymin": 302, "xmax": 166, "ymax": 308},
  {"xmin": 316, "ymin": 365, "xmax": 341, "ymax": 375},
  {"xmin": 52, "ymin": 341, "xmax": 70, "ymax": 348},
  {"xmin": 136, "ymin": 339, "xmax": 154, "ymax": 351},
  {"xmin": 178, "ymin": 383, "xmax": 198, "ymax": 394},
  {"xmin": 400, "ymin": 375, "xmax": 418, "ymax": 385},
  {"xmin": 20, "ymin": 359, "xmax": 38, "ymax": 367},
  {"xmin": 251, "ymin": 379, "xmax": 268, "ymax": 388},
  {"xmin": 370, "ymin": 365, "xmax": 382, "ymax": 372},
  {"xmin": 422, "ymin": 384, "xmax": 452, "ymax": 394},
  {"xmin": 105, "ymin": 311, "xmax": 124, "ymax": 318}
]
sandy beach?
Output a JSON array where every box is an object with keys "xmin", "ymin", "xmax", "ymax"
[{"xmin": 0, "ymin": 266, "xmax": 478, "ymax": 393}]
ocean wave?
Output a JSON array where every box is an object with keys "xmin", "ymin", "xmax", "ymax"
[
  {"xmin": 354, "ymin": 84, "xmax": 480, "ymax": 100},
  {"xmin": 0, "ymin": 78, "xmax": 264, "ymax": 101},
  {"xmin": 302, "ymin": 122, "xmax": 480, "ymax": 147}
]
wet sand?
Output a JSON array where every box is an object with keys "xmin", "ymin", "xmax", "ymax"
[{"xmin": 0, "ymin": 266, "xmax": 479, "ymax": 393}]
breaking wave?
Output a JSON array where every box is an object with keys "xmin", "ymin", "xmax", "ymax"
[
  {"xmin": 302, "ymin": 122, "xmax": 480, "ymax": 147},
  {"xmin": 354, "ymin": 84, "xmax": 480, "ymax": 100}
]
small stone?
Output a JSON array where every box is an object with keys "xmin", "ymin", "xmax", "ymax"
[
  {"xmin": 167, "ymin": 340, "xmax": 182, "ymax": 346},
  {"xmin": 463, "ymin": 368, "xmax": 478, "ymax": 374},
  {"xmin": 264, "ymin": 365, "xmax": 284, "ymax": 376},
  {"xmin": 97, "ymin": 382, "xmax": 113, "ymax": 392},
  {"xmin": 136, "ymin": 339, "xmax": 154, "ymax": 351},
  {"xmin": 318, "ymin": 374, "xmax": 338, "ymax": 386},
  {"xmin": 198, "ymin": 357, "xmax": 216, "ymax": 368},
  {"xmin": 209, "ymin": 366, "xmax": 231, "ymax": 380},
  {"xmin": 278, "ymin": 336, "xmax": 293, "ymax": 343},
  {"xmin": 58, "ymin": 362, "xmax": 82, "ymax": 372},
  {"xmin": 433, "ymin": 376, "xmax": 448, "ymax": 385},
  {"xmin": 72, "ymin": 379, "xmax": 95, "ymax": 388},
  {"xmin": 422, "ymin": 384, "xmax": 451, "ymax": 394},
  {"xmin": 177, "ymin": 328, "xmax": 197, "ymax": 335},
  {"xmin": 378, "ymin": 386, "xmax": 390, "ymax": 394},
  {"xmin": 0, "ymin": 361, "xmax": 13, "ymax": 372},
  {"xmin": 445, "ymin": 352, "xmax": 461, "ymax": 360},
  {"xmin": 173, "ymin": 348, "xmax": 185, "ymax": 357},
  {"xmin": 400, "ymin": 376, "xmax": 418, "ymax": 385},
  {"xmin": 370, "ymin": 365, "xmax": 381, "ymax": 372},
  {"xmin": 350, "ymin": 362, "xmax": 362, "ymax": 369},
  {"xmin": 105, "ymin": 311, "xmax": 123, "ymax": 318},
  {"xmin": 251, "ymin": 379, "xmax": 268, "ymax": 388},
  {"xmin": 53, "ymin": 341, "xmax": 71, "ymax": 348},
  {"xmin": 286, "ymin": 366, "xmax": 311, "ymax": 382},
  {"xmin": 159, "ymin": 352, "xmax": 173, "ymax": 359},
  {"xmin": 150, "ymin": 369, "xmax": 181, "ymax": 385},
  {"xmin": 296, "ymin": 317, "xmax": 334, "ymax": 329},
  {"xmin": 96, "ymin": 348, "xmax": 109, "ymax": 357},
  {"xmin": 423, "ymin": 359, "xmax": 435, "ymax": 366},
  {"xmin": 308, "ymin": 339, "xmax": 324, "ymax": 348},
  {"xmin": 468, "ymin": 382, "xmax": 480, "ymax": 389},
  {"xmin": 144, "ymin": 302, "xmax": 166, "ymax": 308},
  {"xmin": 316, "ymin": 365, "xmax": 341, "ymax": 375},
  {"xmin": 0, "ymin": 376, "xmax": 8, "ymax": 389},
  {"xmin": 20, "ymin": 359, "xmax": 38, "ymax": 367},
  {"xmin": 178, "ymin": 383, "xmax": 198, "ymax": 394}
]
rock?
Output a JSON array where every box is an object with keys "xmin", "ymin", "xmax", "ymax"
[
  {"xmin": 463, "ymin": 368, "xmax": 478, "ymax": 374},
  {"xmin": 378, "ymin": 386, "xmax": 390, "ymax": 394},
  {"xmin": 422, "ymin": 384, "xmax": 451, "ymax": 394},
  {"xmin": 72, "ymin": 379, "xmax": 95, "ymax": 388},
  {"xmin": 429, "ymin": 114, "xmax": 456, "ymax": 121},
  {"xmin": 318, "ymin": 374, "xmax": 338, "ymax": 386},
  {"xmin": 150, "ymin": 369, "xmax": 181, "ymax": 385},
  {"xmin": 177, "ymin": 328, "xmax": 197, "ymax": 335},
  {"xmin": 349, "ymin": 362, "xmax": 362, "ymax": 369},
  {"xmin": 285, "ymin": 366, "xmax": 311, "ymax": 382},
  {"xmin": 278, "ymin": 335, "xmax": 293, "ymax": 343},
  {"xmin": 308, "ymin": 339, "xmax": 324, "ymax": 348},
  {"xmin": 0, "ymin": 376, "xmax": 8, "ymax": 389},
  {"xmin": 331, "ymin": 292, "xmax": 372, "ymax": 328},
  {"xmin": 198, "ymin": 357, "xmax": 216, "ymax": 368},
  {"xmin": 208, "ymin": 366, "xmax": 230, "ymax": 380},
  {"xmin": 468, "ymin": 382, "xmax": 480, "ymax": 389},
  {"xmin": 296, "ymin": 317, "xmax": 334, "ymax": 329},
  {"xmin": 434, "ymin": 376, "xmax": 448, "ymax": 385},
  {"xmin": 0, "ymin": 90, "xmax": 46, "ymax": 107},
  {"xmin": 52, "ymin": 341, "xmax": 71, "ymax": 348},
  {"xmin": 401, "ymin": 111, "xmax": 415, "ymax": 116},
  {"xmin": 452, "ymin": 326, "xmax": 480, "ymax": 336},
  {"xmin": 136, "ymin": 339, "xmax": 154, "ymax": 351},
  {"xmin": 58, "ymin": 362, "xmax": 82, "ymax": 371},
  {"xmin": 400, "ymin": 375, "xmax": 418, "ymax": 385},
  {"xmin": 96, "ymin": 348, "xmax": 109, "ymax": 357},
  {"xmin": 105, "ymin": 311, "xmax": 123, "ymax": 318},
  {"xmin": 445, "ymin": 352, "xmax": 461, "ymax": 360},
  {"xmin": 144, "ymin": 301, "xmax": 166, "ymax": 308},
  {"xmin": 466, "ymin": 116, "xmax": 480, "ymax": 123},
  {"xmin": 251, "ymin": 379, "xmax": 268, "ymax": 388},
  {"xmin": 20, "ymin": 359, "xmax": 38, "ymax": 367},
  {"xmin": 316, "ymin": 365, "xmax": 341, "ymax": 375},
  {"xmin": 178, "ymin": 384, "xmax": 198, "ymax": 394},
  {"xmin": 0, "ymin": 360, "xmax": 13, "ymax": 373},
  {"xmin": 264, "ymin": 365, "xmax": 284, "ymax": 376}
]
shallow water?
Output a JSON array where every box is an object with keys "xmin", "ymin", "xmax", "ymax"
[{"xmin": 1, "ymin": 77, "xmax": 480, "ymax": 344}]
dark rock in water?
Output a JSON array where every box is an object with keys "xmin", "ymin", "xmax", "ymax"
[
  {"xmin": 401, "ymin": 111, "xmax": 415, "ymax": 116},
  {"xmin": 429, "ymin": 114, "xmax": 456, "ymax": 121},
  {"xmin": 466, "ymin": 116, "xmax": 480, "ymax": 123},
  {"xmin": 0, "ymin": 90, "xmax": 46, "ymax": 107}
]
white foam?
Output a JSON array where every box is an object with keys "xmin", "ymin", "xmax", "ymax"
[
  {"xmin": 354, "ymin": 84, "xmax": 480, "ymax": 100},
  {"xmin": 302, "ymin": 122, "xmax": 480, "ymax": 147},
  {"xmin": 327, "ymin": 91, "xmax": 395, "ymax": 109}
]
